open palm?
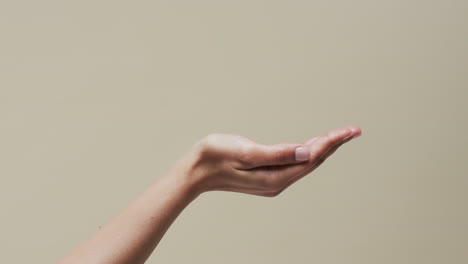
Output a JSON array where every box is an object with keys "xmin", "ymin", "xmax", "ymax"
[{"xmin": 188, "ymin": 126, "xmax": 361, "ymax": 197}]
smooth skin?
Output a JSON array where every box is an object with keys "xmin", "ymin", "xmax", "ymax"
[{"xmin": 57, "ymin": 125, "xmax": 361, "ymax": 264}]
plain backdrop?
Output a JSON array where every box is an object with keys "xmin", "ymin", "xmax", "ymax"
[{"xmin": 1, "ymin": 1, "xmax": 467, "ymax": 263}]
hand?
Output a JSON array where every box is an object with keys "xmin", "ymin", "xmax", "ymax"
[{"xmin": 185, "ymin": 126, "xmax": 361, "ymax": 197}]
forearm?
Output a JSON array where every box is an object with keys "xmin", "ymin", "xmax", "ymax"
[
  {"xmin": 56, "ymin": 127, "xmax": 361, "ymax": 263},
  {"xmin": 57, "ymin": 153, "xmax": 201, "ymax": 264}
]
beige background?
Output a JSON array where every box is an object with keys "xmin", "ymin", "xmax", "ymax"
[{"xmin": 1, "ymin": 0, "xmax": 467, "ymax": 263}]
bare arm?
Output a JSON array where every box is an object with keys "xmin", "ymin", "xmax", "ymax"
[
  {"xmin": 57, "ymin": 152, "xmax": 201, "ymax": 264},
  {"xmin": 57, "ymin": 126, "xmax": 361, "ymax": 264}
]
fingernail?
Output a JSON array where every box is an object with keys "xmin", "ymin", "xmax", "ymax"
[{"xmin": 295, "ymin": 147, "xmax": 309, "ymax": 161}]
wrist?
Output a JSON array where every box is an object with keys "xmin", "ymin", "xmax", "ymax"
[{"xmin": 162, "ymin": 148, "xmax": 206, "ymax": 201}]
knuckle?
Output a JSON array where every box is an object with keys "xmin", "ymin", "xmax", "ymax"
[
  {"xmin": 315, "ymin": 136, "xmax": 328, "ymax": 148},
  {"xmin": 237, "ymin": 144, "xmax": 255, "ymax": 166},
  {"xmin": 239, "ymin": 143, "xmax": 253, "ymax": 157},
  {"xmin": 310, "ymin": 137, "xmax": 331, "ymax": 156},
  {"xmin": 196, "ymin": 133, "xmax": 219, "ymax": 158},
  {"xmin": 272, "ymin": 149, "xmax": 288, "ymax": 163},
  {"xmin": 322, "ymin": 136, "xmax": 334, "ymax": 149},
  {"xmin": 200, "ymin": 133, "xmax": 220, "ymax": 149},
  {"xmin": 203, "ymin": 133, "xmax": 218, "ymax": 145}
]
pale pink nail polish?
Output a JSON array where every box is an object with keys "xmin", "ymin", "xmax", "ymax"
[{"xmin": 295, "ymin": 147, "xmax": 309, "ymax": 161}]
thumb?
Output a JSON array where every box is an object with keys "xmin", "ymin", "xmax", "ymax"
[{"xmin": 239, "ymin": 143, "xmax": 309, "ymax": 169}]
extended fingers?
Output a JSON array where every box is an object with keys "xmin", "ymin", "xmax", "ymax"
[
  {"xmin": 239, "ymin": 126, "xmax": 361, "ymax": 195},
  {"xmin": 312, "ymin": 126, "xmax": 351, "ymax": 150},
  {"xmin": 234, "ymin": 126, "xmax": 360, "ymax": 170}
]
